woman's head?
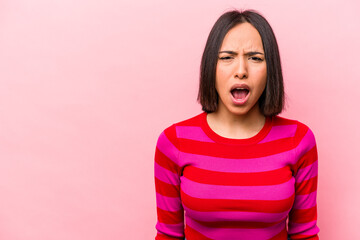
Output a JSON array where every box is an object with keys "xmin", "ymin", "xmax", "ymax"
[{"xmin": 197, "ymin": 9, "xmax": 284, "ymax": 117}]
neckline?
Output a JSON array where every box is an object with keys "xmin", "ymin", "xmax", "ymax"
[{"xmin": 199, "ymin": 111, "xmax": 273, "ymax": 145}]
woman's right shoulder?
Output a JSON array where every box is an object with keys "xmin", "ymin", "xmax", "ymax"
[
  {"xmin": 159, "ymin": 112, "xmax": 204, "ymax": 134},
  {"xmin": 156, "ymin": 112, "xmax": 205, "ymax": 144}
]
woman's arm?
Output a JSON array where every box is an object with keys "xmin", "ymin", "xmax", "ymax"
[
  {"xmin": 288, "ymin": 123, "xmax": 320, "ymax": 239},
  {"xmin": 154, "ymin": 125, "xmax": 185, "ymax": 240}
]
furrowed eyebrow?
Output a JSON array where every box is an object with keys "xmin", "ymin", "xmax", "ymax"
[
  {"xmin": 246, "ymin": 51, "xmax": 264, "ymax": 56},
  {"xmin": 218, "ymin": 51, "xmax": 264, "ymax": 56},
  {"xmin": 218, "ymin": 51, "xmax": 238, "ymax": 55}
]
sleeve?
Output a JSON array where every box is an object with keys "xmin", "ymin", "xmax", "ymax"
[
  {"xmin": 154, "ymin": 124, "xmax": 185, "ymax": 240},
  {"xmin": 288, "ymin": 123, "xmax": 320, "ymax": 240}
]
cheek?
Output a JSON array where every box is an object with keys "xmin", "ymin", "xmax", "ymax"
[
  {"xmin": 253, "ymin": 67, "xmax": 267, "ymax": 90},
  {"xmin": 258, "ymin": 78, "xmax": 267, "ymax": 95},
  {"xmin": 217, "ymin": 66, "xmax": 233, "ymax": 79},
  {"xmin": 215, "ymin": 68, "xmax": 225, "ymax": 92},
  {"xmin": 216, "ymin": 66, "xmax": 232, "ymax": 89}
]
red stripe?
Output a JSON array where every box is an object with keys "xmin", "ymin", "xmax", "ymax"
[
  {"xmin": 268, "ymin": 227, "xmax": 288, "ymax": 240},
  {"xmin": 155, "ymin": 177, "xmax": 180, "ymax": 197},
  {"xmin": 185, "ymin": 225, "xmax": 212, "ymax": 240},
  {"xmin": 155, "ymin": 233, "xmax": 184, "ymax": 240},
  {"xmin": 273, "ymin": 116, "xmax": 297, "ymax": 126},
  {"xmin": 181, "ymin": 190, "xmax": 295, "ymax": 213},
  {"xmin": 157, "ymin": 207, "xmax": 184, "ymax": 224},
  {"xmin": 289, "ymin": 206, "xmax": 317, "ymax": 223},
  {"xmin": 183, "ymin": 165, "xmax": 292, "ymax": 186},
  {"xmin": 290, "ymin": 234, "xmax": 319, "ymax": 240},
  {"xmin": 155, "ymin": 147, "xmax": 180, "ymax": 174},
  {"xmin": 298, "ymin": 145, "xmax": 318, "ymax": 169},
  {"xmin": 191, "ymin": 217, "xmax": 285, "ymax": 229},
  {"xmin": 295, "ymin": 176, "xmax": 317, "ymax": 195},
  {"xmin": 293, "ymin": 123, "xmax": 309, "ymax": 146},
  {"xmin": 179, "ymin": 137, "xmax": 295, "ymax": 158}
]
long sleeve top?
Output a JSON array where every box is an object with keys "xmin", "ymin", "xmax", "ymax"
[{"xmin": 154, "ymin": 111, "xmax": 320, "ymax": 240}]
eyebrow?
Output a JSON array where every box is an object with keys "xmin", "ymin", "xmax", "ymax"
[{"xmin": 218, "ymin": 50, "xmax": 264, "ymax": 56}]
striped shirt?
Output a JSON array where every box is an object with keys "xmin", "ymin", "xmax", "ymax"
[{"xmin": 154, "ymin": 111, "xmax": 319, "ymax": 240}]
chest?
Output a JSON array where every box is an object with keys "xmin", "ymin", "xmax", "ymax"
[{"xmin": 179, "ymin": 150, "xmax": 296, "ymax": 222}]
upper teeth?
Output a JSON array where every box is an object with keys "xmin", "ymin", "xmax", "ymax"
[{"xmin": 235, "ymin": 88, "xmax": 245, "ymax": 90}]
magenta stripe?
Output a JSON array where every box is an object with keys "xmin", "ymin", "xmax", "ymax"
[
  {"xmin": 156, "ymin": 222, "xmax": 184, "ymax": 238},
  {"xmin": 181, "ymin": 150, "xmax": 296, "ymax": 173},
  {"xmin": 181, "ymin": 177, "xmax": 295, "ymax": 200},
  {"xmin": 295, "ymin": 161, "xmax": 318, "ymax": 182},
  {"xmin": 176, "ymin": 126, "xmax": 214, "ymax": 142},
  {"xmin": 183, "ymin": 205, "xmax": 289, "ymax": 223},
  {"xmin": 155, "ymin": 162, "xmax": 180, "ymax": 185},
  {"xmin": 156, "ymin": 193, "xmax": 183, "ymax": 212},
  {"xmin": 293, "ymin": 191, "xmax": 317, "ymax": 209},
  {"xmin": 259, "ymin": 124, "xmax": 297, "ymax": 143},
  {"xmin": 288, "ymin": 220, "xmax": 319, "ymax": 236},
  {"xmin": 186, "ymin": 216, "xmax": 286, "ymax": 240},
  {"xmin": 156, "ymin": 131, "xmax": 181, "ymax": 166},
  {"xmin": 295, "ymin": 128, "xmax": 316, "ymax": 159}
]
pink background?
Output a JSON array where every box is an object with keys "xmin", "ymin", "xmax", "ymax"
[{"xmin": 0, "ymin": 0, "xmax": 359, "ymax": 239}]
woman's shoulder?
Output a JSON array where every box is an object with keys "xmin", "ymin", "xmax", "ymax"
[
  {"xmin": 273, "ymin": 115, "xmax": 314, "ymax": 133},
  {"xmin": 274, "ymin": 115, "xmax": 317, "ymax": 152},
  {"xmin": 156, "ymin": 112, "xmax": 205, "ymax": 143},
  {"xmin": 173, "ymin": 112, "xmax": 205, "ymax": 127},
  {"xmin": 162, "ymin": 112, "xmax": 204, "ymax": 131}
]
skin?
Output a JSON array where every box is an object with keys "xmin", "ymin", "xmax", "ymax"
[{"xmin": 207, "ymin": 22, "xmax": 268, "ymax": 139}]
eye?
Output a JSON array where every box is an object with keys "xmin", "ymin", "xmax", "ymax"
[
  {"xmin": 249, "ymin": 56, "xmax": 264, "ymax": 62},
  {"xmin": 219, "ymin": 56, "xmax": 233, "ymax": 61}
]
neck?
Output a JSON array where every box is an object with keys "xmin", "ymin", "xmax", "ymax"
[{"xmin": 207, "ymin": 103, "xmax": 266, "ymax": 139}]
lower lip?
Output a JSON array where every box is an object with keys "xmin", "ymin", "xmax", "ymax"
[{"xmin": 231, "ymin": 91, "xmax": 250, "ymax": 105}]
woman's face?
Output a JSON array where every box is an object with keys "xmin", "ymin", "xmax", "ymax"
[{"xmin": 215, "ymin": 22, "xmax": 267, "ymax": 117}]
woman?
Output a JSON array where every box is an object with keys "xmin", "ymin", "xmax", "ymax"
[{"xmin": 154, "ymin": 9, "xmax": 319, "ymax": 240}]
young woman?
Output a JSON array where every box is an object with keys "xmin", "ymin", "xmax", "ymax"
[{"xmin": 154, "ymin": 9, "xmax": 319, "ymax": 240}]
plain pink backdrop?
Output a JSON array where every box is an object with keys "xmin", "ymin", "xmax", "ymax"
[{"xmin": 0, "ymin": 0, "xmax": 359, "ymax": 239}]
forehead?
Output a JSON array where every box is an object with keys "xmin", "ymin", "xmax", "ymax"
[{"xmin": 220, "ymin": 22, "xmax": 264, "ymax": 51}]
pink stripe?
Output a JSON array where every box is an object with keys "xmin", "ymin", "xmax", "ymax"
[
  {"xmin": 288, "ymin": 220, "xmax": 319, "ymax": 236},
  {"xmin": 176, "ymin": 126, "xmax": 214, "ymax": 142},
  {"xmin": 180, "ymin": 177, "xmax": 295, "ymax": 200},
  {"xmin": 295, "ymin": 161, "xmax": 318, "ymax": 182},
  {"xmin": 156, "ymin": 131, "xmax": 181, "ymax": 166},
  {"xmin": 183, "ymin": 205, "xmax": 289, "ymax": 223},
  {"xmin": 181, "ymin": 150, "xmax": 296, "ymax": 173},
  {"xmin": 295, "ymin": 128, "xmax": 316, "ymax": 159},
  {"xmin": 156, "ymin": 222, "xmax": 184, "ymax": 238},
  {"xmin": 155, "ymin": 162, "xmax": 179, "ymax": 185},
  {"xmin": 293, "ymin": 191, "xmax": 317, "ymax": 209},
  {"xmin": 186, "ymin": 216, "xmax": 286, "ymax": 240},
  {"xmin": 259, "ymin": 124, "xmax": 297, "ymax": 143},
  {"xmin": 156, "ymin": 193, "xmax": 183, "ymax": 212}
]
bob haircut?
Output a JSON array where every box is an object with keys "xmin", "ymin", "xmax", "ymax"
[{"xmin": 197, "ymin": 9, "xmax": 285, "ymax": 116}]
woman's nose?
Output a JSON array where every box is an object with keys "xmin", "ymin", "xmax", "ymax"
[{"xmin": 234, "ymin": 57, "xmax": 248, "ymax": 79}]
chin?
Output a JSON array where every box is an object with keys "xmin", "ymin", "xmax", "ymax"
[
  {"xmin": 227, "ymin": 106, "xmax": 251, "ymax": 116},
  {"xmin": 227, "ymin": 103, "xmax": 258, "ymax": 117}
]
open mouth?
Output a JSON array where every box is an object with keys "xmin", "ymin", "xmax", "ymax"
[{"xmin": 231, "ymin": 88, "xmax": 249, "ymax": 100}]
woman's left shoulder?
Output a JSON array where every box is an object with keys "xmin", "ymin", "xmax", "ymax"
[{"xmin": 273, "ymin": 115, "xmax": 315, "ymax": 133}]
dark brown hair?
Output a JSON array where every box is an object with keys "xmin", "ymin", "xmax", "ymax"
[{"xmin": 197, "ymin": 9, "xmax": 285, "ymax": 116}]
